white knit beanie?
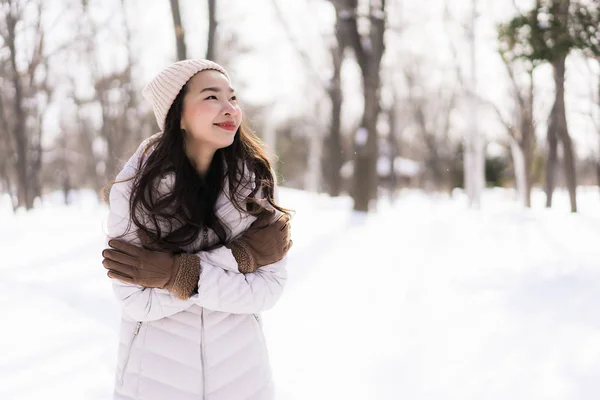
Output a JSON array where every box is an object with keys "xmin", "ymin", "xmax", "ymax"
[{"xmin": 142, "ymin": 59, "xmax": 229, "ymax": 131}]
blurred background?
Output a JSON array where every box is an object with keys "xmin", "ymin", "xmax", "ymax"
[{"xmin": 1, "ymin": 0, "xmax": 600, "ymax": 399}]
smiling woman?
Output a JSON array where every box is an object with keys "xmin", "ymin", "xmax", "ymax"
[
  {"xmin": 101, "ymin": 59, "xmax": 293, "ymax": 400},
  {"xmin": 179, "ymin": 71, "xmax": 242, "ymax": 175}
]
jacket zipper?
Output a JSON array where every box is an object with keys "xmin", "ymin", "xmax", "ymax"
[
  {"xmin": 120, "ymin": 321, "xmax": 142, "ymax": 384},
  {"xmin": 200, "ymin": 308, "xmax": 207, "ymax": 400},
  {"xmin": 200, "ymin": 227, "xmax": 208, "ymax": 399},
  {"xmin": 253, "ymin": 314, "xmax": 270, "ymax": 357}
]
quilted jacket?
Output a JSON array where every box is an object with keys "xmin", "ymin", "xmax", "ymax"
[{"xmin": 105, "ymin": 135, "xmax": 287, "ymax": 400}]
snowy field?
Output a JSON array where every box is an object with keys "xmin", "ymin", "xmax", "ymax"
[{"xmin": 1, "ymin": 187, "xmax": 600, "ymax": 400}]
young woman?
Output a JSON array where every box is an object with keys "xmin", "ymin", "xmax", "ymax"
[{"xmin": 102, "ymin": 59, "xmax": 292, "ymax": 400}]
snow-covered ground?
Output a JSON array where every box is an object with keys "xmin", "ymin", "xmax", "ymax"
[{"xmin": 1, "ymin": 187, "xmax": 600, "ymax": 400}]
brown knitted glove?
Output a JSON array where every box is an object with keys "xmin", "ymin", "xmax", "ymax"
[
  {"xmin": 102, "ymin": 240, "xmax": 200, "ymax": 300},
  {"xmin": 226, "ymin": 208, "xmax": 292, "ymax": 273}
]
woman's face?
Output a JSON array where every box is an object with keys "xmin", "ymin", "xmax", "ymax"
[{"xmin": 180, "ymin": 69, "xmax": 242, "ymax": 150}]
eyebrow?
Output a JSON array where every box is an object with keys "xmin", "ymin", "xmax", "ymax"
[{"xmin": 199, "ymin": 86, "xmax": 235, "ymax": 94}]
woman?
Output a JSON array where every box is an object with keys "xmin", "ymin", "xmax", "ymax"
[{"xmin": 102, "ymin": 59, "xmax": 292, "ymax": 400}]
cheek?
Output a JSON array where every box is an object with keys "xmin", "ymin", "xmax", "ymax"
[{"xmin": 184, "ymin": 103, "xmax": 215, "ymax": 122}]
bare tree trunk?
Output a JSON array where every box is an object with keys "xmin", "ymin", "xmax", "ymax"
[
  {"xmin": 6, "ymin": 3, "xmax": 31, "ymax": 209},
  {"xmin": 522, "ymin": 71, "xmax": 535, "ymax": 208},
  {"xmin": 169, "ymin": 0, "xmax": 187, "ymax": 61},
  {"xmin": 0, "ymin": 125, "xmax": 13, "ymax": 205},
  {"xmin": 332, "ymin": 0, "xmax": 386, "ymax": 211},
  {"xmin": 522, "ymin": 128, "xmax": 534, "ymax": 208},
  {"xmin": 29, "ymin": 125, "xmax": 43, "ymax": 206},
  {"xmin": 510, "ymin": 110, "xmax": 534, "ymax": 209},
  {"xmin": 545, "ymin": 105, "xmax": 558, "ymax": 207},
  {"xmin": 510, "ymin": 138, "xmax": 527, "ymax": 205},
  {"xmin": 515, "ymin": 74, "xmax": 535, "ymax": 208},
  {"xmin": 464, "ymin": 0, "xmax": 484, "ymax": 208},
  {"xmin": 326, "ymin": 41, "xmax": 344, "ymax": 196},
  {"xmin": 552, "ymin": 56, "xmax": 577, "ymax": 212},
  {"xmin": 206, "ymin": 0, "xmax": 217, "ymax": 60},
  {"xmin": 445, "ymin": 0, "xmax": 484, "ymax": 205},
  {"xmin": 0, "ymin": 83, "xmax": 14, "ymax": 205},
  {"xmin": 510, "ymin": 102, "xmax": 535, "ymax": 208},
  {"xmin": 353, "ymin": 72, "xmax": 381, "ymax": 211},
  {"xmin": 541, "ymin": 0, "xmax": 557, "ymax": 208},
  {"xmin": 543, "ymin": 0, "xmax": 577, "ymax": 212},
  {"xmin": 489, "ymin": 51, "xmax": 538, "ymax": 208}
]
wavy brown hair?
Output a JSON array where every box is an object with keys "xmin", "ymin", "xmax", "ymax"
[{"xmin": 105, "ymin": 79, "xmax": 289, "ymax": 253}]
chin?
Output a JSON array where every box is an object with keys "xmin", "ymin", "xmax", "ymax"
[{"xmin": 215, "ymin": 137, "xmax": 236, "ymax": 149}]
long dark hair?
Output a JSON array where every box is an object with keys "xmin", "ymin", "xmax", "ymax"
[{"xmin": 105, "ymin": 80, "xmax": 289, "ymax": 253}]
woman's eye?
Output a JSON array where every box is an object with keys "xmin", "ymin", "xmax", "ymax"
[
  {"xmin": 205, "ymin": 95, "xmax": 218, "ymax": 100},
  {"xmin": 230, "ymin": 96, "xmax": 237, "ymax": 101}
]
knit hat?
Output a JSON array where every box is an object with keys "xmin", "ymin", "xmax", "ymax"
[{"xmin": 142, "ymin": 59, "xmax": 229, "ymax": 131}]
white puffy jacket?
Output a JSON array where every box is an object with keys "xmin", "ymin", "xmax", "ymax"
[{"xmin": 105, "ymin": 136, "xmax": 287, "ymax": 400}]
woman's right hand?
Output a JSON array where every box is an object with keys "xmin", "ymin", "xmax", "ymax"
[{"xmin": 226, "ymin": 208, "xmax": 292, "ymax": 273}]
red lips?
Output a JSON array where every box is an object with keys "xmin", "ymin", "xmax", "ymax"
[{"xmin": 214, "ymin": 122, "xmax": 237, "ymax": 131}]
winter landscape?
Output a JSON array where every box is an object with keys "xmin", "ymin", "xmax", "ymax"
[{"xmin": 1, "ymin": 0, "xmax": 600, "ymax": 399}]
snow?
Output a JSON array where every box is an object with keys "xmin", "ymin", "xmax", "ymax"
[
  {"xmin": 1, "ymin": 187, "xmax": 600, "ymax": 400},
  {"xmin": 376, "ymin": 156, "xmax": 423, "ymax": 177}
]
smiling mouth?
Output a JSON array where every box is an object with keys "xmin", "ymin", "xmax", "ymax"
[{"xmin": 214, "ymin": 123, "xmax": 237, "ymax": 131}]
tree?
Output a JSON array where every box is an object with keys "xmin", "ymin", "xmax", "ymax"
[
  {"xmin": 329, "ymin": 0, "xmax": 386, "ymax": 211},
  {"xmin": 206, "ymin": 0, "xmax": 217, "ymax": 60},
  {"xmin": 500, "ymin": 0, "xmax": 599, "ymax": 212},
  {"xmin": 0, "ymin": 0, "xmax": 55, "ymax": 209},
  {"xmin": 571, "ymin": 2, "xmax": 600, "ymax": 196},
  {"xmin": 169, "ymin": 0, "xmax": 187, "ymax": 60},
  {"xmin": 443, "ymin": 0, "xmax": 485, "ymax": 199},
  {"xmin": 403, "ymin": 60, "xmax": 456, "ymax": 192},
  {"xmin": 546, "ymin": 0, "xmax": 576, "ymax": 211},
  {"xmin": 169, "ymin": 0, "xmax": 217, "ymax": 62},
  {"xmin": 270, "ymin": 0, "xmax": 342, "ymax": 195},
  {"xmin": 0, "ymin": 69, "xmax": 16, "ymax": 210},
  {"xmin": 324, "ymin": 16, "xmax": 345, "ymax": 196},
  {"xmin": 496, "ymin": 22, "xmax": 540, "ymax": 208},
  {"xmin": 464, "ymin": 0, "xmax": 485, "ymax": 208},
  {"xmin": 72, "ymin": 0, "xmax": 145, "ymax": 194},
  {"xmin": 2, "ymin": 0, "xmax": 29, "ymax": 208}
]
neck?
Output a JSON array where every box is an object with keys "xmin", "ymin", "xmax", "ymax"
[{"xmin": 184, "ymin": 139, "xmax": 215, "ymax": 176}]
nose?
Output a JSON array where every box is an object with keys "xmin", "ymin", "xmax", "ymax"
[{"xmin": 223, "ymin": 101, "xmax": 238, "ymax": 116}]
